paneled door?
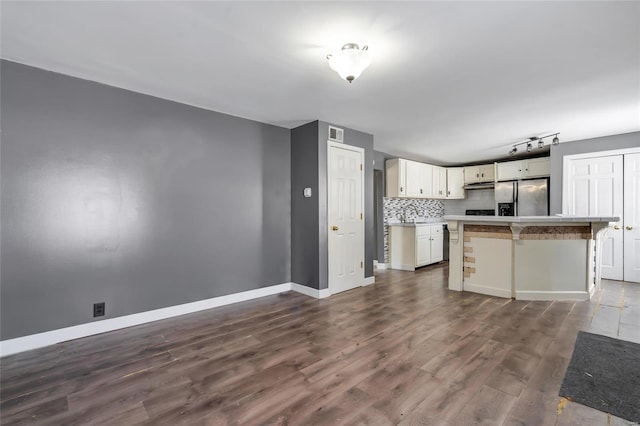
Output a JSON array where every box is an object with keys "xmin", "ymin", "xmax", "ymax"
[
  {"xmin": 565, "ymin": 155, "xmax": 623, "ymax": 280},
  {"xmin": 328, "ymin": 142, "xmax": 364, "ymax": 294},
  {"xmin": 624, "ymin": 153, "xmax": 640, "ymax": 282}
]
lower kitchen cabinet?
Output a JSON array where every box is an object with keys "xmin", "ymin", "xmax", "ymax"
[{"xmin": 390, "ymin": 224, "xmax": 444, "ymax": 271}]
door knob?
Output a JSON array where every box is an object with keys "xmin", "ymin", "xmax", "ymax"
[
  {"xmin": 332, "ymin": 226, "xmax": 339, "ymax": 231},
  {"xmin": 613, "ymin": 225, "xmax": 620, "ymax": 230},
  {"xmin": 626, "ymin": 225, "xmax": 633, "ymax": 230}
]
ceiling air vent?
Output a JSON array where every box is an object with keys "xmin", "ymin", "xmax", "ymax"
[{"xmin": 328, "ymin": 126, "xmax": 344, "ymax": 143}]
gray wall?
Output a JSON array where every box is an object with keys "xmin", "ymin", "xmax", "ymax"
[
  {"xmin": 1, "ymin": 60, "xmax": 291, "ymax": 340},
  {"xmin": 290, "ymin": 122, "xmax": 320, "ymax": 289},
  {"xmin": 549, "ymin": 131, "xmax": 640, "ymax": 214}
]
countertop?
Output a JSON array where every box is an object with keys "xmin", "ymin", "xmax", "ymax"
[
  {"xmin": 388, "ymin": 219, "xmax": 447, "ymax": 227},
  {"xmin": 443, "ymin": 215, "xmax": 619, "ymax": 223}
]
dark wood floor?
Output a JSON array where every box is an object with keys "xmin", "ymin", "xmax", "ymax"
[{"xmin": 1, "ymin": 263, "xmax": 639, "ymax": 425}]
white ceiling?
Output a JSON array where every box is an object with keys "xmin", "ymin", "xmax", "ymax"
[{"xmin": 2, "ymin": 1, "xmax": 639, "ymax": 165}]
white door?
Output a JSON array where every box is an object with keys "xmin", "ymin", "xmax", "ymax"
[
  {"xmin": 328, "ymin": 142, "xmax": 364, "ymax": 294},
  {"xmin": 624, "ymin": 153, "xmax": 640, "ymax": 282},
  {"xmin": 566, "ymin": 155, "xmax": 624, "ymax": 280}
]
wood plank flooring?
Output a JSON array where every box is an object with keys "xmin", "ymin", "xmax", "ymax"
[{"xmin": 1, "ymin": 263, "xmax": 639, "ymax": 425}]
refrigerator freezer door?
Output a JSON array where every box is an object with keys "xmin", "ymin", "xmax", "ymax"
[
  {"xmin": 517, "ymin": 179, "xmax": 549, "ymax": 216},
  {"xmin": 495, "ymin": 182, "xmax": 515, "ymax": 216},
  {"xmin": 495, "ymin": 182, "xmax": 515, "ymax": 203}
]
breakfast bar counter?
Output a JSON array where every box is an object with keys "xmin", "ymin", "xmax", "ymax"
[{"xmin": 444, "ymin": 215, "xmax": 618, "ymax": 301}]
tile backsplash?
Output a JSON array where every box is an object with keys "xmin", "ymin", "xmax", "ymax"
[{"xmin": 382, "ymin": 198, "xmax": 444, "ymax": 263}]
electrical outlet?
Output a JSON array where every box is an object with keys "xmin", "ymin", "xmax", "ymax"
[{"xmin": 93, "ymin": 302, "xmax": 105, "ymax": 317}]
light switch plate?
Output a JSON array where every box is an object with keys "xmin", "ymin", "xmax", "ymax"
[{"xmin": 303, "ymin": 188, "xmax": 312, "ymax": 198}]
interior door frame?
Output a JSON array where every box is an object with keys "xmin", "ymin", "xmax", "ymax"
[{"xmin": 327, "ymin": 140, "xmax": 365, "ymax": 295}]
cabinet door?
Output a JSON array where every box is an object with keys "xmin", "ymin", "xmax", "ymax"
[
  {"xmin": 420, "ymin": 163, "xmax": 434, "ymax": 198},
  {"xmin": 478, "ymin": 164, "xmax": 495, "ymax": 182},
  {"xmin": 430, "ymin": 234, "xmax": 444, "ymax": 263},
  {"xmin": 463, "ymin": 166, "xmax": 479, "ymax": 184},
  {"xmin": 523, "ymin": 157, "xmax": 550, "ymax": 178},
  {"xmin": 497, "ymin": 160, "xmax": 523, "ymax": 181},
  {"xmin": 385, "ymin": 158, "xmax": 404, "ymax": 197},
  {"xmin": 416, "ymin": 233, "xmax": 431, "ymax": 266},
  {"xmin": 432, "ymin": 166, "xmax": 447, "ymax": 199},
  {"xmin": 447, "ymin": 167, "xmax": 465, "ymax": 199},
  {"xmin": 405, "ymin": 160, "xmax": 423, "ymax": 197}
]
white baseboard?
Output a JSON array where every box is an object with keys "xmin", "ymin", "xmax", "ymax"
[
  {"xmin": 290, "ymin": 282, "xmax": 331, "ymax": 299},
  {"xmin": 516, "ymin": 290, "xmax": 589, "ymax": 301},
  {"xmin": 363, "ymin": 276, "xmax": 375, "ymax": 286},
  {"xmin": 390, "ymin": 263, "xmax": 416, "ymax": 271},
  {"xmin": 376, "ymin": 263, "xmax": 388, "ymax": 270},
  {"xmin": 463, "ymin": 283, "xmax": 512, "ymax": 299},
  {"xmin": 1, "ymin": 282, "xmax": 291, "ymax": 357}
]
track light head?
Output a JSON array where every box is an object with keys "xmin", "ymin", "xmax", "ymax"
[
  {"xmin": 538, "ymin": 140, "xmax": 545, "ymax": 149},
  {"xmin": 509, "ymin": 146, "xmax": 517, "ymax": 156},
  {"xmin": 552, "ymin": 135, "xmax": 560, "ymax": 145},
  {"xmin": 526, "ymin": 143, "xmax": 533, "ymax": 152}
]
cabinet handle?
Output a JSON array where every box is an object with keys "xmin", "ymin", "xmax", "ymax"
[
  {"xmin": 331, "ymin": 225, "xmax": 339, "ymax": 231},
  {"xmin": 400, "ymin": 186, "xmax": 403, "ymax": 193},
  {"xmin": 476, "ymin": 173, "xmax": 479, "ymax": 178},
  {"xmin": 481, "ymin": 173, "xmax": 484, "ymax": 178},
  {"xmin": 447, "ymin": 190, "xmax": 450, "ymax": 195},
  {"xmin": 627, "ymin": 226, "xmax": 634, "ymax": 230},
  {"xmin": 420, "ymin": 188, "xmax": 423, "ymax": 194},
  {"xmin": 614, "ymin": 225, "xmax": 620, "ymax": 230}
]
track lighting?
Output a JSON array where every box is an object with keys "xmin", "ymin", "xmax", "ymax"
[{"xmin": 507, "ymin": 133, "xmax": 560, "ymax": 156}]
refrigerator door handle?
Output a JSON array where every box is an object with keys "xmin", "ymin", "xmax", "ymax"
[{"xmin": 514, "ymin": 182, "xmax": 519, "ymax": 216}]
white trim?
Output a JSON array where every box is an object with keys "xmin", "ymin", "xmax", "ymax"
[
  {"xmin": 363, "ymin": 276, "xmax": 375, "ymax": 286},
  {"xmin": 290, "ymin": 282, "xmax": 331, "ymax": 299},
  {"xmin": 390, "ymin": 263, "xmax": 416, "ymax": 271},
  {"xmin": 515, "ymin": 290, "xmax": 589, "ymax": 301},
  {"xmin": 376, "ymin": 262, "xmax": 388, "ymax": 270},
  {"xmin": 463, "ymin": 283, "xmax": 512, "ymax": 299},
  {"xmin": 1, "ymin": 283, "xmax": 291, "ymax": 357}
]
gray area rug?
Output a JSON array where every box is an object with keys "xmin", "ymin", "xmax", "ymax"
[{"xmin": 559, "ymin": 331, "xmax": 640, "ymax": 423}]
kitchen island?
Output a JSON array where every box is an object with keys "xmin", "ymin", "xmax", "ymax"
[{"xmin": 444, "ymin": 215, "xmax": 618, "ymax": 301}]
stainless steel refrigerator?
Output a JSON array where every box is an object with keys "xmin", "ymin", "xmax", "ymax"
[{"xmin": 495, "ymin": 178, "xmax": 549, "ymax": 216}]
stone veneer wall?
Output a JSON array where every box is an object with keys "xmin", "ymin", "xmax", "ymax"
[{"xmin": 382, "ymin": 198, "xmax": 445, "ymax": 264}]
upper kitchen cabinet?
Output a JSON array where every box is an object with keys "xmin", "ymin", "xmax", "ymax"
[
  {"xmin": 496, "ymin": 157, "xmax": 550, "ymax": 181},
  {"xmin": 446, "ymin": 167, "xmax": 465, "ymax": 199},
  {"xmin": 464, "ymin": 163, "xmax": 495, "ymax": 184},
  {"xmin": 386, "ymin": 158, "xmax": 433, "ymax": 198},
  {"xmin": 432, "ymin": 166, "xmax": 448, "ymax": 199}
]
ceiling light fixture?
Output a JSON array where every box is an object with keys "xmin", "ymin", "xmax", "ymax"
[
  {"xmin": 326, "ymin": 43, "xmax": 371, "ymax": 83},
  {"xmin": 507, "ymin": 133, "xmax": 560, "ymax": 156}
]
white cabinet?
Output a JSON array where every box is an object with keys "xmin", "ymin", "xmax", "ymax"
[
  {"xmin": 432, "ymin": 166, "xmax": 448, "ymax": 199},
  {"xmin": 390, "ymin": 224, "xmax": 444, "ymax": 270},
  {"xmin": 386, "ymin": 159, "xmax": 433, "ymax": 198},
  {"xmin": 464, "ymin": 163, "xmax": 495, "ymax": 184},
  {"xmin": 496, "ymin": 157, "xmax": 550, "ymax": 181},
  {"xmin": 446, "ymin": 167, "xmax": 465, "ymax": 199}
]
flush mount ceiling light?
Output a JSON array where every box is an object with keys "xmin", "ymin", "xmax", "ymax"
[
  {"xmin": 508, "ymin": 133, "xmax": 560, "ymax": 156},
  {"xmin": 326, "ymin": 43, "xmax": 371, "ymax": 83}
]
